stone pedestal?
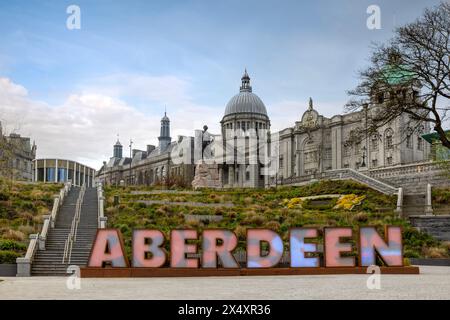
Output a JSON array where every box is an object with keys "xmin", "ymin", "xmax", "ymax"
[{"xmin": 192, "ymin": 163, "xmax": 222, "ymax": 189}]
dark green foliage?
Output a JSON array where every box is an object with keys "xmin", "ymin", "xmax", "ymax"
[
  {"xmin": 0, "ymin": 251, "xmax": 21, "ymax": 264},
  {"xmin": 0, "ymin": 239, "xmax": 27, "ymax": 251}
]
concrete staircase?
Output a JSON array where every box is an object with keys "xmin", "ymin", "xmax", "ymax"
[
  {"xmin": 31, "ymin": 187, "xmax": 98, "ymax": 276},
  {"xmin": 281, "ymin": 168, "xmax": 399, "ymax": 195},
  {"xmin": 403, "ymin": 194, "xmax": 427, "ymax": 216}
]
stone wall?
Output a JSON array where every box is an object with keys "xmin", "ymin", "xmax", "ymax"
[
  {"xmin": 409, "ymin": 215, "xmax": 450, "ymax": 241},
  {"xmin": 368, "ymin": 161, "xmax": 450, "ymax": 194}
]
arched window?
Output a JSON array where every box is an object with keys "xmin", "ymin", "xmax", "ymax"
[
  {"xmin": 417, "ymin": 125, "xmax": 425, "ymax": 151},
  {"xmin": 385, "ymin": 128, "xmax": 394, "ymax": 150},
  {"xmin": 406, "ymin": 128, "xmax": 413, "ymax": 149}
]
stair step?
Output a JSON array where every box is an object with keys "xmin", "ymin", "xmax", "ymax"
[{"xmin": 31, "ymin": 186, "xmax": 100, "ymax": 276}]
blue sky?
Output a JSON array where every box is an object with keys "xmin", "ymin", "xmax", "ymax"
[{"xmin": 0, "ymin": 0, "xmax": 443, "ymax": 168}]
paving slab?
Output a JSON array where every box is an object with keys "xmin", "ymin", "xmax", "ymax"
[{"xmin": 0, "ymin": 266, "xmax": 449, "ymax": 300}]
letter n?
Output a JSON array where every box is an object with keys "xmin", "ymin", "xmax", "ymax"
[{"xmin": 359, "ymin": 226, "xmax": 403, "ymax": 266}]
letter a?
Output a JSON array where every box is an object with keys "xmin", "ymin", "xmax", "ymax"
[
  {"xmin": 88, "ymin": 229, "xmax": 128, "ymax": 267},
  {"xmin": 66, "ymin": 5, "xmax": 81, "ymax": 30}
]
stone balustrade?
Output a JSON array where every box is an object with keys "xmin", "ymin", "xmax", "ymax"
[{"xmin": 16, "ymin": 181, "xmax": 72, "ymax": 277}]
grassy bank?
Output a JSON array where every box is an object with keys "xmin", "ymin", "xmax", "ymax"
[
  {"xmin": 103, "ymin": 180, "xmax": 449, "ymax": 262},
  {"xmin": 0, "ymin": 178, "xmax": 62, "ymax": 263}
]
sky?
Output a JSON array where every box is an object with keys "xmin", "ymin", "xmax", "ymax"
[{"xmin": 0, "ymin": 0, "xmax": 444, "ymax": 169}]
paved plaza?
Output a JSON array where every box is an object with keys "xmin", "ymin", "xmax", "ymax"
[{"xmin": 0, "ymin": 266, "xmax": 449, "ymax": 300}]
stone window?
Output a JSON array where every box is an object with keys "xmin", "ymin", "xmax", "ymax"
[
  {"xmin": 386, "ymin": 156, "xmax": 393, "ymax": 165},
  {"xmin": 371, "ymin": 134, "xmax": 379, "ymax": 151},
  {"xmin": 418, "ymin": 137, "xmax": 424, "ymax": 151},
  {"xmin": 304, "ymin": 151, "xmax": 317, "ymax": 163},
  {"xmin": 417, "ymin": 125, "xmax": 424, "ymax": 151},
  {"xmin": 355, "ymin": 142, "xmax": 361, "ymax": 155},
  {"xmin": 343, "ymin": 144, "xmax": 351, "ymax": 157},
  {"xmin": 406, "ymin": 128, "xmax": 413, "ymax": 149},
  {"xmin": 279, "ymin": 155, "xmax": 284, "ymax": 168},
  {"xmin": 372, "ymin": 159, "xmax": 378, "ymax": 167},
  {"xmin": 324, "ymin": 147, "xmax": 332, "ymax": 160},
  {"xmin": 385, "ymin": 128, "xmax": 394, "ymax": 150}
]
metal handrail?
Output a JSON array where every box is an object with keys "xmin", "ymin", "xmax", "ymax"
[{"xmin": 62, "ymin": 184, "xmax": 86, "ymax": 264}]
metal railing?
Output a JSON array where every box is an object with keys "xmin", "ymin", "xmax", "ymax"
[{"xmin": 62, "ymin": 183, "xmax": 86, "ymax": 264}]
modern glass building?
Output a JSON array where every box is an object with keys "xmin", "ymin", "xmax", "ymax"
[{"xmin": 32, "ymin": 159, "xmax": 96, "ymax": 187}]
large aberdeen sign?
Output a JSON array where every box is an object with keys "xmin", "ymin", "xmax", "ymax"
[{"xmin": 81, "ymin": 226, "xmax": 420, "ymax": 277}]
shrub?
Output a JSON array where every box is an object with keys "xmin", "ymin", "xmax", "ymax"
[
  {"xmin": 234, "ymin": 225, "xmax": 246, "ymax": 240},
  {"xmin": 0, "ymin": 239, "xmax": 27, "ymax": 251},
  {"xmin": 352, "ymin": 212, "xmax": 369, "ymax": 223},
  {"xmin": 422, "ymin": 246, "xmax": 448, "ymax": 258},
  {"xmin": 264, "ymin": 221, "xmax": 281, "ymax": 232},
  {"xmin": 0, "ymin": 250, "xmax": 21, "ymax": 264},
  {"xmin": 2, "ymin": 229, "xmax": 25, "ymax": 241}
]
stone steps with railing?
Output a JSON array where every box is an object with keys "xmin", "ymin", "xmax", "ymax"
[
  {"xmin": 16, "ymin": 182, "xmax": 103, "ymax": 277},
  {"xmin": 280, "ymin": 168, "xmax": 398, "ymax": 195}
]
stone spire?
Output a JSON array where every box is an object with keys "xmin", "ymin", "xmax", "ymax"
[
  {"xmin": 158, "ymin": 110, "xmax": 171, "ymax": 151},
  {"xmin": 308, "ymin": 97, "xmax": 313, "ymax": 110},
  {"xmin": 113, "ymin": 134, "xmax": 123, "ymax": 158},
  {"xmin": 239, "ymin": 68, "xmax": 252, "ymax": 93}
]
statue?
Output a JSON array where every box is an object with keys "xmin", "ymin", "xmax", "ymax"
[
  {"xmin": 201, "ymin": 125, "xmax": 214, "ymax": 161},
  {"xmin": 192, "ymin": 125, "xmax": 221, "ymax": 189}
]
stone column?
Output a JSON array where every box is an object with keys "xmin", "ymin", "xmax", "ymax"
[
  {"xmin": 229, "ymin": 166, "xmax": 234, "ymax": 187},
  {"xmin": 425, "ymin": 183, "xmax": 433, "ymax": 215}
]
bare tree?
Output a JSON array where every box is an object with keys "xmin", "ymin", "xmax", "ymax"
[{"xmin": 347, "ymin": 2, "xmax": 450, "ymax": 148}]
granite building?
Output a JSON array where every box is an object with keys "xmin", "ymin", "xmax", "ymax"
[
  {"xmin": 96, "ymin": 69, "xmax": 440, "ymax": 189},
  {"xmin": 96, "ymin": 112, "xmax": 195, "ymax": 186},
  {"xmin": 0, "ymin": 121, "xmax": 36, "ymax": 181}
]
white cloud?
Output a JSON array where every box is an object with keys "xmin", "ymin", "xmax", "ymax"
[{"xmin": 0, "ymin": 76, "xmax": 221, "ymax": 170}]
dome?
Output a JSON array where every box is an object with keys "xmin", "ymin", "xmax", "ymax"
[
  {"xmin": 224, "ymin": 91, "xmax": 268, "ymax": 116},
  {"xmin": 223, "ymin": 70, "xmax": 268, "ymax": 117}
]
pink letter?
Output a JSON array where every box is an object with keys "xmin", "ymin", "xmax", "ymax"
[
  {"xmin": 202, "ymin": 230, "xmax": 239, "ymax": 268},
  {"xmin": 324, "ymin": 227, "xmax": 355, "ymax": 267},
  {"xmin": 88, "ymin": 229, "xmax": 128, "ymax": 267},
  {"xmin": 132, "ymin": 230, "xmax": 167, "ymax": 268},
  {"xmin": 359, "ymin": 226, "xmax": 403, "ymax": 266},
  {"xmin": 247, "ymin": 229, "xmax": 283, "ymax": 268},
  {"xmin": 170, "ymin": 230, "xmax": 199, "ymax": 268},
  {"xmin": 290, "ymin": 228, "xmax": 319, "ymax": 267}
]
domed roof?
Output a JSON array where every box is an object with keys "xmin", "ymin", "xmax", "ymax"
[
  {"xmin": 223, "ymin": 70, "xmax": 268, "ymax": 117},
  {"xmin": 224, "ymin": 91, "xmax": 268, "ymax": 116}
]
